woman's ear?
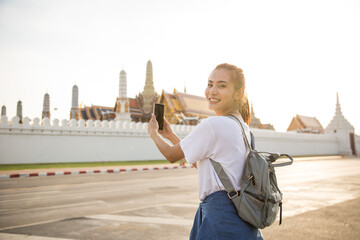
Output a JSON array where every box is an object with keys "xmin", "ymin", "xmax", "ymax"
[{"xmin": 235, "ymin": 88, "xmax": 245, "ymax": 101}]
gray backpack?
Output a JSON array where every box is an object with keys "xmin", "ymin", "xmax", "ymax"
[{"xmin": 210, "ymin": 115, "xmax": 293, "ymax": 229}]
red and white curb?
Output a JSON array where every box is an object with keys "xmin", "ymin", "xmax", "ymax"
[{"xmin": 0, "ymin": 165, "xmax": 195, "ymax": 179}]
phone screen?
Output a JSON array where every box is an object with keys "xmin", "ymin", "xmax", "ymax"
[{"xmin": 154, "ymin": 103, "xmax": 164, "ymax": 130}]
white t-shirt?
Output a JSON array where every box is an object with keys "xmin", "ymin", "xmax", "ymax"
[{"xmin": 180, "ymin": 116, "xmax": 251, "ymax": 201}]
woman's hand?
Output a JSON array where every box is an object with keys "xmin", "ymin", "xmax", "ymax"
[
  {"xmin": 148, "ymin": 114, "xmax": 159, "ymax": 138},
  {"xmin": 159, "ymin": 117, "xmax": 175, "ymax": 140}
]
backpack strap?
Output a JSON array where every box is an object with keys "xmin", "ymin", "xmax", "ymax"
[
  {"xmin": 226, "ymin": 115, "xmax": 251, "ymax": 151},
  {"xmin": 210, "ymin": 157, "xmax": 239, "ymax": 199},
  {"xmin": 250, "ymin": 132, "xmax": 255, "ymax": 150},
  {"xmin": 209, "ymin": 115, "xmax": 252, "ymax": 199}
]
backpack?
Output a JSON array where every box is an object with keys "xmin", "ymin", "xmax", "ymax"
[{"xmin": 210, "ymin": 115, "xmax": 293, "ymax": 229}]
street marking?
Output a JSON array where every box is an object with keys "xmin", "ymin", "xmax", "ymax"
[
  {"xmin": 86, "ymin": 214, "xmax": 193, "ymax": 226},
  {"xmin": 166, "ymin": 203, "xmax": 199, "ymax": 208},
  {"xmin": 109, "ymin": 201, "xmax": 199, "ymax": 214},
  {"xmin": 0, "ymin": 190, "xmax": 60, "ymax": 199},
  {"xmin": 0, "ymin": 218, "xmax": 68, "ymax": 231},
  {"xmin": 0, "ymin": 233, "xmax": 75, "ymax": 240},
  {"xmin": 0, "ymin": 165, "xmax": 195, "ymax": 179},
  {"xmin": 0, "ymin": 200, "xmax": 105, "ymax": 215}
]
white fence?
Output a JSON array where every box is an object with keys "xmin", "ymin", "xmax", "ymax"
[{"xmin": 0, "ymin": 116, "xmax": 358, "ymax": 164}]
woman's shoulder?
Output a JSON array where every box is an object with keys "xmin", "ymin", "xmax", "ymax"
[
  {"xmin": 204, "ymin": 115, "xmax": 250, "ymax": 132},
  {"xmin": 199, "ymin": 116, "xmax": 239, "ymax": 130},
  {"xmin": 204, "ymin": 116, "xmax": 238, "ymax": 124}
]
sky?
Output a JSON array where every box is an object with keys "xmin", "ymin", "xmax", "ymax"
[{"xmin": 0, "ymin": 0, "xmax": 359, "ymax": 134}]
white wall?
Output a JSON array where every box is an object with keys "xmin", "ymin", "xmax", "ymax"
[
  {"xmin": 0, "ymin": 116, "xmax": 191, "ymax": 164},
  {"xmin": 0, "ymin": 116, "xmax": 353, "ymax": 164},
  {"xmin": 251, "ymin": 129, "xmax": 338, "ymax": 156}
]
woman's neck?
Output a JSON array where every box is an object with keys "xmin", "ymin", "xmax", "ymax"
[{"xmin": 216, "ymin": 110, "xmax": 241, "ymax": 119}]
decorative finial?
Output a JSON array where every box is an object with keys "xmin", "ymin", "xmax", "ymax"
[
  {"xmin": 42, "ymin": 93, "xmax": 51, "ymax": 119},
  {"xmin": 250, "ymin": 101, "xmax": 255, "ymax": 117},
  {"xmin": 1, "ymin": 105, "xmax": 6, "ymax": 117},
  {"xmin": 335, "ymin": 92, "xmax": 342, "ymax": 116},
  {"xmin": 70, "ymin": 85, "xmax": 79, "ymax": 119},
  {"xmin": 17, "ymin": 100, "xmax": 23, "ymax": 124}
]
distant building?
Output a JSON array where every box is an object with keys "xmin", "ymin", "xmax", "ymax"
[
  {"xmin": 158, "ymin": 89, "xmax": 215, "ymax": 125},
  {"xmin": 115, "ymin": 69, "xmax": 131, "ymax": 121},
  {"xmin": 42, "ymin": 93, "xmax": 50, "ymax": 119},
  {"xmin": 115, "ymin": 60, "xmax": 159, "ymax": 122},
  {"xmin": 128, "ymin": 60, "xmax": 158, "ymax": 122},
  {"xmin": 77, "ymin": 105, "xmax": 116, "ymax": 121},
  {"xmin": 16, "ymin": 101, "xmax": 22, "ymax": 124},
  {"xmin": 67, "ymin": 60, "xmax": 276, "ymax": 126},
  {"xmin": 1, "ymin": 105, "xmax": 6, "ymax": 117},
  {"xmin": 325, "ymin": 93, "xmax": 354, "ymax": 133},
  {"xmin": 287, "ymin": 114, "xmax": 324, "ymax": 133},
  {"xmin": 70, "ymin": 85, "xmax": 79, "ymax": 120},
  {"xmin": 72, "ymin": 60, "xmax": 158, "ymax": 122},
  {"xmin": 141, "ymin": 60, "xmax": 157, "ymax": 116},
  {"xmin": 325, "ymin": 93, "xmax": 356, "ymax": 155},
  {"xmin": 249, "ymin": 103, "xmax": 275, "ymax": 130}
]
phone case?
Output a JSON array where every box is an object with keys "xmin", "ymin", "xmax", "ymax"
[{"xmin": 154, "ymin": 103, "xmax": 164, "ymax": 130}]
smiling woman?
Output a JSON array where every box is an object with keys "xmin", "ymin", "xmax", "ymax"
[
  {"xmin": 147, "ymin": 63, "xmax": 262, "ymax": 239},
  {"xmin": 206, "ymin": 63, "xmax": 250, "ymax": 124}
]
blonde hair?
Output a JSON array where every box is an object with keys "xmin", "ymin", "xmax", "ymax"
[{"xmin": 212, "ymin": 63, "xmax": 251, "ymax": 125}]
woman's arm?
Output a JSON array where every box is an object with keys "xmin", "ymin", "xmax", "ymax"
[
  {"xmin": 159, "ymin": 117, "xmax": 181, "ymax": 145},
  {"xmin": 148, "ymin": 114, "xmax": 185, "ymax": 163}
]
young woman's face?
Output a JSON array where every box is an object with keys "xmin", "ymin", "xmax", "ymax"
[{"xmin": 205, "ymin": 69, "xmax": 241, "ymax": 116}]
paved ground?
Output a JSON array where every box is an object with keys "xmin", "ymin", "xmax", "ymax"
[
  {"xmin": 262, "ymin": 197, "xmax": 360, "ymax": 240},
  {"xmin": 0, "ymin": 156, "xmax": 359, "ymax": 239}
]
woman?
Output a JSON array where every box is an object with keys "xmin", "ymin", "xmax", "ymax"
[{"xmin": 148, "ymin": 63, "xmax": 263, "ymax": 239}]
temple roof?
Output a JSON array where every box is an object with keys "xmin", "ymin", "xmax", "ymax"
[
  {"xmin": 128, "ymin": 98, "xmax": 140, "ymax": 108},
  {"xmin": 77, "ymin": 105, "xmax": 116, "ymax": 121},
  {"xmin": 287, "ymin": 114, "xmax": 324, "ymax": 133},
  {"xmin": 173, "ymin": 89, "xmax": 214, "ymax": 116},
  {"xmin": 297, "ymin": 115, "xmax": 323, "ymax": 130}
]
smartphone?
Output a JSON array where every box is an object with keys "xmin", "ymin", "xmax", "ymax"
[{"xmin": 154, "ymin": 103, "xmax": 164, "ymax": 130}]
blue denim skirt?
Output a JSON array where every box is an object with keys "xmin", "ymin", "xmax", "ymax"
[{"xmin": 190, "ymin": 190, "xmax": 263, "ymax": 240}]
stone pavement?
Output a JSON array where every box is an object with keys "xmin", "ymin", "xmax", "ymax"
[
  {"xmin": 0, "ymin": 197, "xmax": 359, "ymax": 240},
  {"xmin": 1, "ymin": 155, "xmax": 359, "ymax": 239}
]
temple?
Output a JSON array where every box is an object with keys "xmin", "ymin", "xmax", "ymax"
[
  {"xmin": 158, "ymin": 89, "xmax": 215, "ymax": 125},
  {"xmin": 78, "ymin": 105, "xmax": 116, "ymax": 121},
  {"xmin": 16, "ymin": 101, "xmax": 22, "ymax": 124},
  {"xmin": 325, "ymin": 93, "xmax": 356, "ymax": 155},
  {"xmin": 73, "ymin": 60, "xmax": 158, "ymax": 122},
  {"xmin": 68, "ymin": 60, "xmax": 279, "ymax": 128},
  {"xmin": 115, "ymin": 69, "xmax": 131, "ymax": 121},
  {"xmin": 127, "ymin": 60, "xmax": 159, "ymax": 122},
  {"xmin": 287, "ymin": 115, "xmax": 324, "ymax": 133},
  {"xmin": 1, "ymin": 105, "xmax": 6, "ymax": 117},
  {"xmin": 325, "ymin": 93, "xmax": 354, "ymax": 133},
  {"xmin": 42, "ymin": 93, "xmax": 50, "ymax": 119},
  {"xmin": 70, "ymin": 85, "xmax": 79, "ymax": 119}
]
